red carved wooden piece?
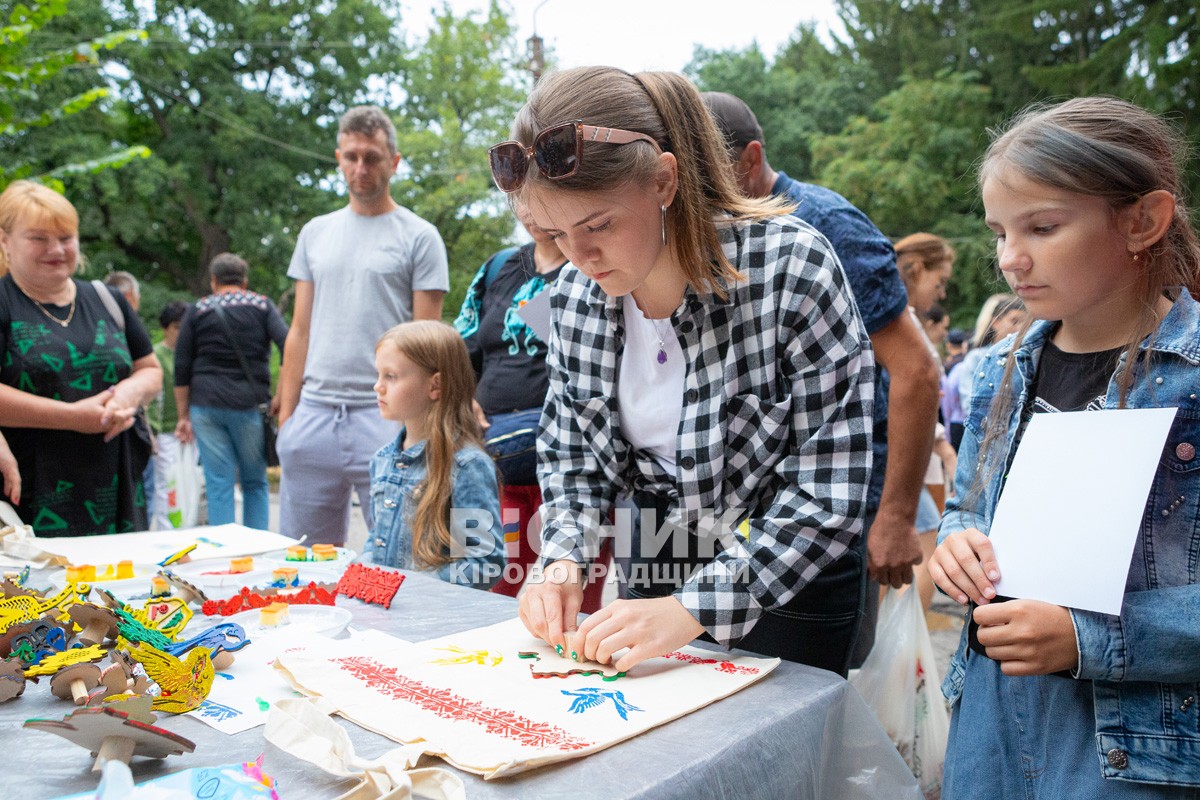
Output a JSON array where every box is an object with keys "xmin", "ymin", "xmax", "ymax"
[
  {"xmin": 334, "ymin": 564, "xmax": 404, "ymax": 610},
  {"xmin": 199, "ymin": 582, "xmax": 338, "ymax": 617}
]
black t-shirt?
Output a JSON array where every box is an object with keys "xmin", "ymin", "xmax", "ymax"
[
  {"xmin": 969, "ymin": 335, "xmax": 1121, "ymax": 658},
  {"xmin": 0, "ymin": 277, "xmax": 154, "ymax": 535},
  {"xmin": 462, "ymin": 244, "xmax": 564, "ymax": 416},
  {"xmin": 1029, "ymin": 339, "xmax": 1120, "ymax": 415},
  {"xmin": 173, "ymin": 290, "xmax": 288, "ymax": 410}
]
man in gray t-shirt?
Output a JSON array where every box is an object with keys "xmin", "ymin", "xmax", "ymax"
[{"xmin": 276, "ymin": 105, "xmax": 449, "ymax": 546}]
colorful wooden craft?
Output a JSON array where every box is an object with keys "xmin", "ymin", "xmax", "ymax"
[
  {"xmin": 335, "ymin": 563, "xmax": 404, "ymax": 609},
  {"xmin": 127, "ymin": 641, "xmax": 214, "ymax": 713},
  {"xmin": 5, "ymin": 619, "xmax": 79, "ymax": 667},
  {"xmin": 0, "ymin": 582, "xmax": 91, "ymax": 630},
  {"xmin": 112, "ymin": 607, "xmax": 174, "ymax": 651},
  {"xmin": 24, "ymin": 644, "xmax": 105, "ymax": 679},
  {"xmin": 51, "ymin": 661, "xmax": 104, "ymax": 705},
  {"xmin": 69, "ymin": 604, "xmax": 121, "ymax": 646},
  {"xmin": 164, "ymin": 622, "xmax": 249, "ymax": 670},
  {"xmin": 24, "ymin": 699, "xmax": 196, "ymax": 771},
  {"xmin": 139, "ymin": 596, "xmax": 193, "ymax": 640},
  {"xmin": 0, "ymin": 658, "xmax": 25, "ymax": 702},
  {"xmin": 199, "ymin": 582, "xmax": 337, "ymax": 616},
  {"xmin": 161, "ymin": 569, "xmax": 209, "ymax": 605}
]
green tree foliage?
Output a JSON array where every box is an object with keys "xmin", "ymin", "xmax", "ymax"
[
  {"xmin": 687, "ymin": 25, "xmax": 879, "ymax": 181},
  {"xmin": 812, "ymin": 74, "xmax": 1003, "ymax": 323},
  {"xmin": 0, "ymin": 0, "xmax": 148, "ymax": 189},
  {"xmin": 389, "ymin": 2, "xmax": 528, "ymax": 319},
  {"xmin": 16, "ymin": 0, "xmax": 525, "ymax": 317},
  {"xmin": 692, "ymin": 0, "xmax": 1198, "ymax": 322}
]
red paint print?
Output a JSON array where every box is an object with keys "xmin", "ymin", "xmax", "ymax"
[
  {"xmin": 335, "ymin": 656, "xmax": 593, "ymax": 752},
  {"xmin": 662, "ymin": 651, "xmax": 760, "ymax": 675}
]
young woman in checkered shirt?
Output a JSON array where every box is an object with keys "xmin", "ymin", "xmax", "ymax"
[{"xmin": 492, "ymin": 67, "xmax": 876, "ymax": 675}]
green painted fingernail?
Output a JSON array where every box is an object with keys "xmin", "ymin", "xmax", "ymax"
[
  {"xmin": 571, "ymin": 651, "xmax": 578, "ymax": 662},
  {"xmin": 555, "ymin": 644, "xmax": 563, "ymax": 656}
]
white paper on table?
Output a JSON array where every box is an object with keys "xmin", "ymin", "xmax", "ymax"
[
  {"xmin": 989, "ymin": 407, "xmax": 1177, "ymax": 615},
  {"xmin": 188, "ymin": 626, "xmax": 363, "ymax": 735},
  {"xmin": 515, "ymin": 285, "xmax": 553, "ymax": 343},
  {"xmin": 28, "ymin": 524, "xmax": 301, "ymax": 566}
]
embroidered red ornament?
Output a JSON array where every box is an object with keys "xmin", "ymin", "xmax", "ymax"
[{"xmin": 335, "ymin": 564, "xmax": 404, "ymax": 609}]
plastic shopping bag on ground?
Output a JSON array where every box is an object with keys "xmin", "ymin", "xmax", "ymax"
[
  {"xmin": 850, "ymin": 585, "xmax": 950, "ymax": 799},
  {"xmin": 166, "ymin": 442, "xmax": 202, "ymax": 529}
]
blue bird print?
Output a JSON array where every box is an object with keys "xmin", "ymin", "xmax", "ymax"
[{"xmin": 561, "ymin": 688, "xmax": 644, "ymax": 721}]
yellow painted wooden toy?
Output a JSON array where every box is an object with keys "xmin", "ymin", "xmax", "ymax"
[
  {"xmin": 127, "ymin": 642, "xmax": 214, "ymax": 713},
  {"xmin": 23, "ymin": 644, "xmax": 106, "ymax": 679}
]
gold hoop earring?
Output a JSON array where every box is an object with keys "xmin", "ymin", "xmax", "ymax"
[{"xmin": 660, "ymin": 205, "xmax": 667, "ymax": 246}]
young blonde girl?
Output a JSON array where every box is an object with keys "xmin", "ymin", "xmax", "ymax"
[
  {"xmin": 368, "ymin": 321, "xmax": 504, "ymax": 589},
  {"xmin": 931, "ymin": 97, "xmax": 1200, "ymax": 797}
]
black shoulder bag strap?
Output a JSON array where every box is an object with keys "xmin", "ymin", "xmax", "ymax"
[{"xmin": 211, "ymin": 303, "xmax": 264, "ymax": 410}]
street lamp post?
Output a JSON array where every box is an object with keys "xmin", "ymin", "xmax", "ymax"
[{"xmin": 527, "ymin": 0, "xmax": 553, "ymax": 82}]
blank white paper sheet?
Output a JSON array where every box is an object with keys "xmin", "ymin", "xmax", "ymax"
[{"xmin": 989, "ymin": 407, "xmax": 1177, "ymax": 615}]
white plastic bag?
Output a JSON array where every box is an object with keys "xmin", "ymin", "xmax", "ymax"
[
  {"xmin": 851, "ymin": 586, "xmax": 950, "ymax": 799},
  {"xmin": 166, "ymin": 442, "xmax": 202, "ymax": 529}
]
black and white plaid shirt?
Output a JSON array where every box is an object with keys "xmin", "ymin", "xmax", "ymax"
[{"xmin": 537, "ymin": 215, "xmax": 875, "ymax": 648}]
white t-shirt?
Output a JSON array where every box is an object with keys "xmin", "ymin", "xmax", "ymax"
[
  {"xmin": 288, "ymin": 205, "xmax": 449, "ymax": 404},
  {"xmin": 618, "ymin": 294, "xmax": 685, "ymax": 472}
]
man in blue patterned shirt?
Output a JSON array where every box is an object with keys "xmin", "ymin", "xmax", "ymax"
[{"xmin": 703, "ymin": 92, "xmax": 942, "ymax": 665}]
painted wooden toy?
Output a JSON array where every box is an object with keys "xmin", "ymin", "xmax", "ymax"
[
  {"xmin": 51, "ymin": 661, "xmax": 104, "ymax": 705},
  {"xmin": 24, "ymin": 697, "xmax": 195, "ymax": 772},
  {"xmin": 518, "ymin": 633, "xmax": 627, "ymax": 681},
  {"xmin": 160, "ymin": 569, "xmax": 208, "ymax": 606},
  {"xmin": 86, "ymin": 660, "xmax": 135, "ymax": 705},
  {"xmin": 127, "ymin": 642, "xmax": 214, "ymax": 713},
  {"xmin": 0, "ymin": 582, "xmax": 92, "ymax": 630},
  {"xmin": 139, "ymin": 596, "xmax": 193, "ymax": 640},
  {"xmin": 336, "ymin": 563, "xmax": 404, "ymax": 609},
  {"xmin": 69, "ymin": 604, "xmax": 121, "ymax": 646},
  {"xmin": 24, "ymin": 644, "xmax": 106, "ymax": 680},
  {"xmin": 0, "ymin": 657, "xmax": 26, "ymax": 702},
  {"xmin": 164, "ymin": 622, "xmax": 249, "ymax": 670},
  {"xmin": 111, "ymin": 607, "xmax": 174, "ymax": 652},
  {"xmin": 4, "ymin": 618, "xmax": 78, "ymax": 667}
]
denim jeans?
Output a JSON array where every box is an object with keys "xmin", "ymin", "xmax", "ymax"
[{"xmin": 190, "ymin": 404, "xmax": 269, "ymax": 530}]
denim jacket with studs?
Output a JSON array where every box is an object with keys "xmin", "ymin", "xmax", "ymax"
[
  {"xmin": 367, "ymin": 430, "xmax": 505, "ymax": 590},
  {"xmin": 939, "ymin": 288, "xmax": 1200, "ymax": 786}
]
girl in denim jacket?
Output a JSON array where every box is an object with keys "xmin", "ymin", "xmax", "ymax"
[
  {"xmin": 368, "ymin": 321, "xmax": 504, "ymax": 590},
  {"xmin": 930, "ymin": 97, "xmax": 1200, "ymax": 797}
]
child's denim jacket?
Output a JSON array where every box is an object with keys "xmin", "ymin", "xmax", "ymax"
[
  {"xmin": 940, "ymin": 289, "xmax": 1200, "ymax": 785},
  {"xmin": 368, "ymin": 431, "xmax": 505, "ymax": 590}
]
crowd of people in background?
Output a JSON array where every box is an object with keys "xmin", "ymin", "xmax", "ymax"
[{"xmin": 3, "ymin": 69, "xmax": 1199, "ymax": 797}]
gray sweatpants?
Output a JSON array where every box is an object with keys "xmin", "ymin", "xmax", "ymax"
[{"xmin": 277, "ymin": 396, "xmax": 397, "ymax": 546}]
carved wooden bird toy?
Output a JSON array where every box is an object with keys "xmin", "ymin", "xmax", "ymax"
[{"xmin": 127, "ymin": 642, "xmax": 214, "ymax": 713}]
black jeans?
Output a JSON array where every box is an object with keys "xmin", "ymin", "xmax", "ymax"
[{"xmin": 616, "ymin": 490, "xmax": 863, "ymax": 677}]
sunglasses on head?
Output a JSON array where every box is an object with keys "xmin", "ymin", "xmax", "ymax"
[{"xmin": 488, "ymin": 120, "xmax": 661, "ymax": 193}]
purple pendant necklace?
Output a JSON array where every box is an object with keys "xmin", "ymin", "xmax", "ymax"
[{"xmin": 652, "ymin": 317, "xmax": 672, "ymax": 365}]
